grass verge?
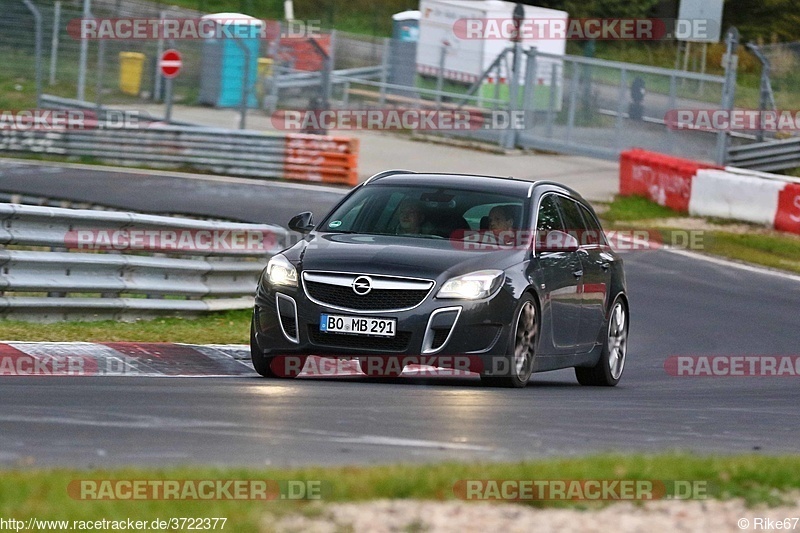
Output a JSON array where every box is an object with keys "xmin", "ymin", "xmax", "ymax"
[
  {"xmin": 0, "ymin": 310, "xmax": 250, "ymax": 343},
  {"xmin": 600, "ymin": 196, "xmax": 800, "ymax": 275},
  {"xmin": 2, "ymin": 454, "xmax": 800, "ymax": 531}
]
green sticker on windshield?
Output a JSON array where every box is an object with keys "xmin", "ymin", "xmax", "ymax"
[{"xmin": 329, "ymin": 220, "xmax": 342, "ymax": 228}]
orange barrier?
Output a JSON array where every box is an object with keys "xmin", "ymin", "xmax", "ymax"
[
  {"xmin": 619, "ymin": 150, "xmax": 722, "ymax": 212},
  {"xmin": 775, "ymin": 183, "xmax": 800, "ymax": 235},
  {"xmin": 284, "ymin": 134, "xmax": 359, "ymax": 186}
]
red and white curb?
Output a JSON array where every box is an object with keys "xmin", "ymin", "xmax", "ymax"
[
  {"xmin": 0, "ymin": 342, "xmax": 469, "ymax": 378},
  {"xmin": 620, "ymin": 150, "xmax": 800, "ymax": 235},
  {"xmin": 0, "ymin": 342, "xmax": 254, "ymax": 377}
]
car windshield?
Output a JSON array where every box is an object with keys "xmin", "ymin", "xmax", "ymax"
[{"xmin": 320, "ymin": 185, "xmax": 527, "ymax": 239}]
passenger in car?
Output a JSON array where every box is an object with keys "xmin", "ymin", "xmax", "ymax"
[
  {"xmin": 488, "ymin": 205, "xmax": 515, "ymax": 231},
  {"xmin": 488, "ymin": 205, "xmax": 517, "ymax": 244}
]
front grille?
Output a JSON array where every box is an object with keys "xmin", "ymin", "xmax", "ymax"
[
  {"xmin": 304, "ymin": 278, "xmax": 432, "ymax": 311},
  {"xmin": 308, "ymin": 326, "xmax": 412, "ymax": 352}
]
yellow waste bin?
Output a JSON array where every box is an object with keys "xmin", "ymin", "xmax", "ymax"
[
  {"xmin": 119, "ymin": 52, "xmax": 145, "ymax": 96},
  {"xmin": 257, "ymin": 58, "xmax": 274, "ymax": 98}
]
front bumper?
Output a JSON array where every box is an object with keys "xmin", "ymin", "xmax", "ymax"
[{"xmin": 253, "ymin": 281, "xmax": 516, "ymax": 362}]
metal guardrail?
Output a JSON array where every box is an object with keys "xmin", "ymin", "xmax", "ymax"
[
  {"xmin": 3, "ymin": 97, "xmax": 360, "ymax": 186},
  {"xmin": 727, "ymin": 137, "xmax": 800, "ymax": 172},
  {"xmin": 39, "ymin": 94, "xmax": 197, "ymax": 127},
  {"xmin": 273, "ymin": 65, "xmax": 384, "ymax": 90},
  {"xmin": 0, "ymin": 203, "xmax": 289, "ymax": 321}
]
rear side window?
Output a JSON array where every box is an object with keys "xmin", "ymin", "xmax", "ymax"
[
  {"xmin": 577, "ymin": 203, "xmax": 607, "ymax": 246},
  {"xmin": 555, "ymin": 196, "xmax": 587, "ymax": 234}
]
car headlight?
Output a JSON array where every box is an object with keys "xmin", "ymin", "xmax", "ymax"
[
  {"xmin": 264, "ymin": 254, "xmax": 298, "ymax": 287},
  {"xmin": 437, "ymin": 270, "xmax": 504, "ymax": 300}
]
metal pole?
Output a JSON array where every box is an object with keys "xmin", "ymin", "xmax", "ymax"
[
  {"xmin": 679, "ymin": 40, "xmax": 691, "ymax": 89},
  {"xmin": 95, "ymin": 38, "xmax": 106, "ymax": 111},
  {"xmin": 682, "ymin": 41, "xmax": 691, "ymax": 71},
  {"xmin": 699, "ymin": 42, "xmax": 708, "ymax": 93},
  {"xmin": 746, "ymin": 42, "xmax": 775, "ymax": 143},
  {"xmin": 522, "ymin": 47, "xmax": 537, "ymax": 130},
  {"xmin": 546, "ymin": 63, "xmax": 557, "ymax": 138},
  {"xmin": 329, "ymin": 29, "xmax": 337, "ymax": 91},
  {"xmin": 22, "ymin": 0, "xmax": 43, "ymax": 108},
  {"xmin": 325, "ymin": 31, "xmax": 335, "ymax": 107},
  {"xmin": 435, "ymin": 43, "xmax": 447, "ymax": 110},
  {"xmin": 615, "ymin": 68, "xmax": 627, "ymax": 149},
  {"xmin": 667, "ymin": 74, "xmax": 677, "ymax": 154},
  {"xmin": 308, "ymin": 37, "xmax": 332, "ymax": 111},
  {"xmin": 164, "ymin": 77, "xmax": 174, "ymax": 123},
  {"xmin": 503, "ymin": 39, "xmax": 521, "ymax": 149},
  {"xmin": 49, "ymin": 1, "xmax": 61, "ymax": 86},
  {"xmin": 77, "ymin": 0, "xmax": 91, "ymax": 101},
  {"xmin": 379, "ymin": 37, "xmax": 390, "ymax": 105},
  {"xmin": 233, "ymin": 39, "xmax": 251, "ymax": 130},
  {"xmin": 493, "ymin": 62, "xmax": 502, "ymax": 110},
  {"xmin": 566, "ymin": 62, "xmax": 578, "ymax": 143},
  {"xmin": 154, "ymin": 11, "xmax": 166, "ymax": 102},
  {"xmin": 715, "ymin": 28, "xmax": 739, "ymax": 165},
  {"xmin": 268, "ymin": 64, "xmax": 280, "ymax": 114}
]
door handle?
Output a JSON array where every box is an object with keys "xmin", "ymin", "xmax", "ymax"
[
  {"xmin": 573, "ymin": 270, "xmax": 583, "ymax": 278},
  {"xmin": 601, "ymin": 263, "xmax": 610, "ymax": 271}
]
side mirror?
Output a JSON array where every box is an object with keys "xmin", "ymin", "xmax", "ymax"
[
  {"xmin": 288, "ymin": 212, "xmax": 315, "ymax": 234},
  {"xmin": 536, "ymin": 230, "xmax": 580, "ymax": 254}
]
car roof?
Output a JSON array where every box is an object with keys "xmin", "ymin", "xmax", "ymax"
[
  {"xmin": 366, "ymin": 172, "xmax": 535, "ymax": 196},
  {"xmin": 365, "ymin": 171, "xmax": 585, "ymax": 202}
]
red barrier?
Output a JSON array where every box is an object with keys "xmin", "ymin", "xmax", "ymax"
[
  {"xmin": 774, "ymin": 183, "xmax": 800, "ymax": 235},
  {"xmin": 619, "ymin": 150, "xmax": 722, "ymax": 212}
]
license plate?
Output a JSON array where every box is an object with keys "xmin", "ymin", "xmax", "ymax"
[{"xmin": 320, "ymin": 314, "xmax": 396, "ymax": 337}]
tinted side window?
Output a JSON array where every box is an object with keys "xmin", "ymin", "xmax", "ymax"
[
  {"xmin": 555, "ymin": 196, "xmax": 587, "ymax": 234},
  {"xmin": 536, "ymin": 195, "xmax": 564, "ymax": 233},
  {"xmin": 577, "ymin": 203, "xmax": 607, "ymax": 245}
]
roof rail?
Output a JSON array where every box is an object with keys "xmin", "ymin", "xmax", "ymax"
[{"xmin": 363, "ymin": 169, "xmax": 416, "ymax": 185}]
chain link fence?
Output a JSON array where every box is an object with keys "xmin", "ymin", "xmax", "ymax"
[
  {"xmin": 754, "ymin": 41, "xmax": 800, "ymax": 113},
  {"xmin": 2, "ymin": 0, "xmax": 742, "ymax": 165},
  {"xmin": 1, "ymin": 0, "xmax": 339, "ymax": 114}
]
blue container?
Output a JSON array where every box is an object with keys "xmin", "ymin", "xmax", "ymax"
[
  {"xmin": 199, "ymin": 14, "xmax": 262, "ymax": 108},
  {"xmin": 392, "ymin": 10, "xmax": 420, "ymax": 43}
]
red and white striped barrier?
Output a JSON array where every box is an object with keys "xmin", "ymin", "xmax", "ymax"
[{"xmin": 620, "ymin": 150, "xmax": 800, "ymax": 236}]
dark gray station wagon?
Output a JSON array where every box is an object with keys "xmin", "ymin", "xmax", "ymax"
[{"xmin": 251, "ymin": 171, "xmax": 629, "ymax": 388}]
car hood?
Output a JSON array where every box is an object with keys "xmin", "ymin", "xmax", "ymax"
[{"xmin": 288, "ymin": 233, "xmax": 526, "ymax": 281}]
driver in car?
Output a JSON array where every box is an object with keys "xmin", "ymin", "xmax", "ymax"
[{"xmin": 395, "ymin": 200, "xmax": 429, "ymax": 235}]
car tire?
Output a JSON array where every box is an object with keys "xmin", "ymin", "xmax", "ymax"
[
  {"xmin": 575, "ymin": 296, "xmax": 628, "ymax": 387},
  {"xmin": 250, "ymin": 313, "xmax": 306, "ymax": 378},
  {"xmin": 358, "ymin": 357, "xmax": 404, "ymax": 378},
  {"xmin": 481, "ymin": 293, "xmax": 537, "ymax": 388},
  {"xmin": 250, "ymin": 313, "xmax": 277, "ymax": 378}
]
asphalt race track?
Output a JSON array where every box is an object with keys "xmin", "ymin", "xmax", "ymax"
[
  {"xmin": 0, "ymin": 160, "xmax": 344, "ymax": 224},
  {"xmin": 1, "ymin": 162, "xmax": 799, "ymax": 467}
]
